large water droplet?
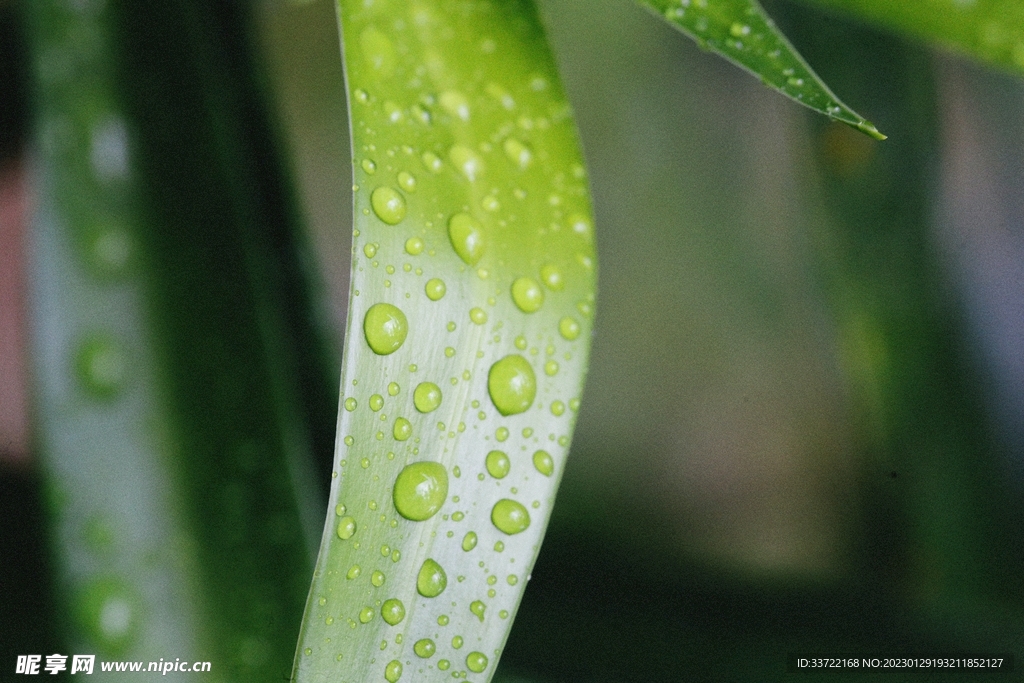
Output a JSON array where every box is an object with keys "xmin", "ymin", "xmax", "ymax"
[
  {"xmin": 364, "ymin": 303, "xmax": 408, "ymax": 355},
  {"xmin": 485, "ymin": 450, "xmax": 510, "ymax": 479},
  {"xmin": 381, "ymin": 598, "xmax": 406, "ymax": 625},
  {"xmin": 466, "ymin": 652, "xmax": 489, "ymax": 674},
  {"xmin": 414, "ymin": 639, "xmax": 436, "ymax": 658},
  {"xmin": 371, "ymin": 187, "xmax": 406, "ymax": 225},
  {"xmin": 447, "ymin": 213, "xmax": 485, "ymax": 265},
  {"xmin": 384, "ymin": 659, "xmax": 402, "ymax": 683},
  {"xmin": 336, "ymin": 516, "xmax": 357, "ymax": 540},
  {"xmin": 393, "ymin": 462, "xmax": 449, "ymax": 521},
  {"xmin": 413, "ymin": 382, "xmax": 442, "ymax": 413},
  {"xmin": 511, "ymin": 277, "xmax": 544, "ymax": 313},
  {"xmin": 491, "ymin": 499, "xmax": 530, "ymax": 535},
  {"xmin": 370, "ymin": 394, "xmax": 384, "ymax": 411},
  {"xmin": 416, "ymin": 558, "xmax": 447, "ymax": 597},
  {"xmin": 488, "ymin": 355, "xmax": 536, "ymax": 415}
]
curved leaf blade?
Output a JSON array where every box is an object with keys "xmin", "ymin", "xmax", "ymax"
[
  {"xmin": 640, "ymin": 0, "xmax": 886, "ymax": 139},
  {"xmin": 800, "ymin": 0, "xmax": 1024, "ymax": 77},
  {"xmin": 292, "ymin": 0, "xmax": 596, "ymax": 682}
]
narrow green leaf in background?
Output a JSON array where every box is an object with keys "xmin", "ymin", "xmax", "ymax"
[
  {"xmin": 640, "ymin": 0, "xmax": 886, "ymax": 139},
  {"xmin": 799, "ymin": 0, "xmax": 1024, "ymax": 77},
  {"xmin": 292, "ymin": 0, "xmax": 596, "ymax": 681}
]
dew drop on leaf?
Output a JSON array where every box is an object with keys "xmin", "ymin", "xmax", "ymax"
[
  {"xmin": 485, "ymin": 450, "xmax": 510, "ymax": 479},
  {"xmin": 336, "ymin": 516, "xmax": 357, "ymax": 540},
  {"xmin": 488, "ymin": 354, "xmax": 537, "ymax": 415},
  {"xmin": 416, "ymin": 558, "xmax": 448, "ymax": 597},
  {"xmin": 381, "ymin": 598, "xmax": 405, "ymax": 625},
  {"xmin": 447, "ymin": 213, "xmax": 485, "ymax": 265},
  {"xmin": 466, "ymin": 652, "xmax": 488, "ymax": 673},
  {"xmin": 462, "ymin": 531, "xmax": 478, "ymax": 551},
  {"xmin": 511, "ymin": 276, "xmax": 544, "ymax": 313},
  {"xmin": 491, "ymin": 498, "xmax": 530, "ymax": 535},
  {"xmin": 413, "ymin": 382, "xmax": 442, "ymax": 413},
  {"xmin": 370, "ymin": 186, "xmax": 406, "ymax": 225},
  {"xmin": 392, "ymin": 462, "xmax": 448, "ymax": 521},
  {"xmin": 413, "ymin": 639, "xmax": 436, "ymax": 658},
  {"xmin": 532, "ymin": 450, "xmax": 554, "ymax": 476},
  {"xmin": 424, "ymin": 278, "xmax": 446, "ymax": 301},
  {"xmin": 364, "ymin": 303, "xmax": 408, "ymax": 355}
]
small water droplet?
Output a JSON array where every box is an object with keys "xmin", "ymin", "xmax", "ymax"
[
  {"xmin": 425, "ymin": 278, "xmax": 447, "ymax": 301},
  {"xmin": 417, "ymin": 558, "xmax": 448, "ymax": 597},
  {"xmin": 393, "ymin": 462, "xmax": 448, "ymax": 521},
  {"xmin": 413, "ymin": 382, "xmax": 442, "ymax": 413},
  {"xmin": 359, "ymin": 606, "xmax": 374, "ymax": 623},
  {"xmin": 388, "ymin": 382, "xmax": 400, "ymax": 396},
  {"xmin": 337, "ymin": 516, "xmax": 357, "ymax": 540},
  {"xmin": 437, "ymin": 614, "xmax": 449, "ymax": 626},
  {"xmin": 485, "ymin": 450, "xmax": 510, "ymax": 479},
  {"xmin": 371, "ymin": 570, "xmax": 385, "ymax": 587},
  {"xmin": 370, "ymin": 394, "xmax": 384, "ymax": 411},
  {"xmin": 448, "ymin": 213, "xmax": 485, "ymax": 265},
  {"xmin": 361, "ymin": 158, "xmax": 377, "ymax": 174},
  {"xmin": 511, "ymin": 277, "xmax": 544, "ymax": 313},
  {"xmin": 488, "ymin": 355, "xmax": 537, "ymax": 415},
  {"xmin": 344, "ymin": 397, "xmax": 357, "ymax": 411},
  {"xmin": 75, "ymin": 337, "xmax": 129, "ymax": 399},
  {"xmin": 405, "ymin": 237, "xmax": 425, "ymax": 255},
  {"xmin": 507, "ymin": 574, "xmax": 518, "ymax": 585},
  {"xmin": 393, "ymin": 417, "xmax": 412, "ymax": 441},
  {"xmin": 533, "ymin": 450, "xmax": 554, "ymax": 476},
  {"xmin": 558, "ymin": 316, "xmax": 581, "ymax": 340},
  {"xmin": 364, "ymin": 303, "xmax": 408, "ymax": 355},
  {"xmin": 496, "ymin": 426, "xmax": 509, "ymax": 442},
  {"xmin": 371, "ymin": 186, "xmax": 406, "ymax": 225},
  {"xmin": 438, "ymin": 659, "xmax": 450, "ymax": 671},
  {"xmin": 540, "ymin": 264, "xmax": 563, "ymax": 290},
  {"xmin": 462, "ymin": 531, "xmax": 478, "ymax": 551},
  {"xmin": 397, "ymin": 171, "xmax": 416, "ymax": 192},
  {"xmin": 449, "ymin": 145, "xmax": 484, "ymax": 181},
  {"xmin": 470, "ymin": 600, "xmax": 486, "ymax": 622},
  {"xmin": 491, "ymin": 499, "xmax": 530, "ymax": 535},
  {"xmin": 440, "ymin": 90, "xmax": 471, "ymax": 121},
  {"xmin": 414, "ymin": 639, "xmax": 436, "ymax": 658},
  {"xmin": 469, "ymin": 307, "xmax": 488, "ymax": 325},
  {"xmin": 550, "ymin": 400, "xmax": 565, "ymax": 416},
  {"xmin": 452, "ymin": 635, "xmax": 464, "ymax": 649},
  {"xmin": 503, "ymin": 137, "xmax": 532, "ymax": 169},
  {"xmin": 381, "ymin": 598, "xmax": 405, "ymax": 625}
]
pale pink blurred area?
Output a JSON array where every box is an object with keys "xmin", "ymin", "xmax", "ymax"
[{"xmin": 0, "ymin": 161, "xmax": 30, "ymax": 465}]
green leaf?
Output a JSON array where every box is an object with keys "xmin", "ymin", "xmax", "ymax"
[
  {"xmin": 291, "ymin": 0, "xmax": 596, "ymax": 681},
  {"xmin": 798, "ymin": 0, "xmax": 1024, "ymax": 76},
  {"xmin": 639, "ymin": 0, "xmax": 886, "ymax": 139}
]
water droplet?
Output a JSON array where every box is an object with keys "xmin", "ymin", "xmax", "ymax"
[
  {"xmin": 370, "ymin": 394, "xmax": 384, "ymax": 411},
  {"xmin": 80, "ymin": 579, "xmax": 136, "ymax": 652},
  {"xmin": 388, "ymin": 382, "xmax": 400, "ymax": 396},
  {"xmin": 384, "ymin": 659, "xmax": 402, "ymax": 683},
  {"xmin": 440, "ymin": 90, "xmax": 471, "ymax": 121},
  {"xmin": 470, "ymin": 600, "xmax": 486, "ymax": 622},
  {"xmin": 75, "ymin": 337, "xmax": 128, "ymax": 399},
  {"xmin": 438, "ymin": 660, "xmax": 450, "ymax": 671},
  {"xmin": 503, "ymin": 137, "xmax": 532, "ymax": 169},
  {"xmin": 337, "ymin": 516, "xmax": 357, "ymax": 540},
  {"xmin": 405, "ymin": 237, "xmax": 425, "ymax": 255},
  {"xmin": 393, "ymin": 417, "xmax": 412, "ymax": 441},
  {"xmin": 364, "ymin": 243, "xmax": 378, "ymax": 258},
  {"xmin": 514, "ymin": 335, "xmax": 528, "ymax": 350},
  {"xmin": 533, "ymin": 450, "xmax": 554, "ymax": 476},
  {"xmin": 540, "ymin": 264, "xmax": 564, "ymax": 290},
  {"xmin": 359, "ymin": 606, "xmax": 374, "ymax": 623},
  {"xmin": 462, "ymin": 531, "xmax": 478, "ymax": 551},
  {"xmin": 361, "ymin": 158, "xmax": 377, "ymax": 174},
  {"xmin": 413, "ymin": 382, "xmax": 442, "ymax": 413},
  {"xmin": 371, "ymin": 570, "xmax": 385, "ymax": 587},
  {"xmin": 422, "ymin": 151, "xmax": 443, "ymax": 173},
  {"xmin": 447, "ymin": 213, "xmax": 485, "ymax": 265},
  {"xmin": 364, "ymin": 303, "xmax": 408, "ymax": 355},
  {"xmin": 344, "ymin": 435, "xmax": 355, "ymax": 446},
  {"xmin": 360, "ymin": 26, "xmax": 396, "ymax": 77},
  {"xmin": 417, "ymin": 558, "xmax": 448, "ymax": 597},
  {"xmin": 485, "ymin": 450, "xmax": 510, "ymax": 479},
  {"xmin": 381, "ymin": 598, "xmax": 405, "ymax": 625},
  {"xmin": 493, "ymin": 541, "xmax": 505, "ymax": 552},
  {"xmin": 550, "ymin": 400, "xmax": 565, "ymax": 416},
  {"xmin": 507, "ymin": 574, "xmax": 518, "ymax": 585},
  {"xmin": 304, "ymin": 647, "xmax": 312, "ymax": 656},
  {"xmin": 511, "ymin": 277, "xmax": 544, "ymax": 313},
  {"xmin": 491, "ymin": 499, "xmax": 530, "ymax": 535},
  {"xmin": 495, "ymin": 426, "xmax": 509, "ymax": 442},
  {"xmin": 437, "ymin": 614, "xmax": 449, "ymax": 626},
  {"xmin": 729, "ymin": 22, "xmax": 751, "ymax": 37},
  {"xmin": 414, "ymin": 639, "xmax": 436, "ymax": 658},
  {"xmin": 393, "ymin": 462, "xmax": 448, "ymax": 521},
  {"xmin": 558, "ymin": 316, "xmax": 581, "ymax": 340},
  {"xmin": 397, "ymin": 171, "xmax": 416, "ymax": 193},
  {"xmin": 449, "ymin": 145, "xmax": 484, "ymax": 181},
  {"xmin": 371, "ymin": 187, "xmax": 406, "ymax": 225},
  {"xmin": 425, "ymin": 278, "xmax": 447, "ymax": 301},
  {"xmin": 452, "ymin": 635, "xmax": 464, "ymax": 649},
  {"xmin": 469, "ymin": 307, "xmax": 488, "ymax": 325},
  {"xmin": 544, "ymin": 360, "xmax": 559, "ymax": 376},
  {"xmin": 488, "ymin": 355, "xmax": 536, "ymax": 415},
  {"xmin": 344, "ymin": 397, "xmax": 357, "ymax": 411}
]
